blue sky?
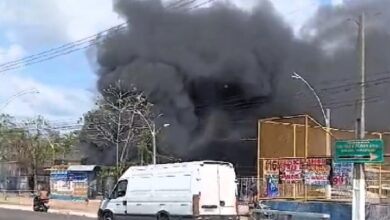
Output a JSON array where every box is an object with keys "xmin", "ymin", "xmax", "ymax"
[{"xmin": 0, "ymin": 0, "xmax": 336, "ymax": 122}]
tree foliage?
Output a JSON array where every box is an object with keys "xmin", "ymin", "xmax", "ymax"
[{"xmin": 0, "ymin": 114, "xmax": 79, "ymax": 188}]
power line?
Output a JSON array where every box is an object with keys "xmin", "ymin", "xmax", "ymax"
[
  {"xmin": 0, "ymin": 25, "xmax": 127, "ymax": 70},
  {"xmin": 14, "ymin": 95, "xmax": 378, "ymax": 128},
  {"xmin": 284, "ymin": 1, "xmax": 319, "ymax": 17},
  {"xmin": 2, "ymin": 73, "xmax": 385, "ymax": 131},
  {"xmin": 184, "ymin": 0, "xmax": 214, "ymax": 11},
  {"xmin": 0, "ymin": 0, "xmax": 206, "ymax": 73},
  {"xmin": 0, "ymin": 43, "xmax": 96, "ymax": 73},
  {"xmin": 0, "ymin": 1, "xmax": 199, "ymax": 69},
  {"xmin": 0, "ymin": 0, "xmax": 321, "ymax": 74},
  {"xmin": 0, "ymin": 0, "xmax": 202, "ymax": 70},
  {"xmin": 292, "ymin": 70, "xmax": 390, "ymax": 98},
  {"xmin": 304, "ymin": 69, "xmax": 390, "ymax": 88},
  {"xmin": 171, "ymin": 0, "xmax": 198, "ymax": 9},
  {"xmin": 167, "ymin": 0, "xmax": 191, "ymax": 8}
]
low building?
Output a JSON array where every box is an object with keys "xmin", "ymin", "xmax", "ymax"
[{"xmin": 49, "ymin": 165, "xmax": 101, "ymax": 201}]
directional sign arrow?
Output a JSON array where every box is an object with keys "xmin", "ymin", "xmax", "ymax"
[
  {"xmin": 370, "ymin": 153, "xmax": 379, "ymax": 161},
  {"xmin": 335, "ymin": 139, "xmax": 384, "ymax": 163},
  {"xmin": 338, "ymin": 156, "xmax": 368, "ymax": 160}
]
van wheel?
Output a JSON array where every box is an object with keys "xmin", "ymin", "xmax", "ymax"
[
  {"xmin": 157, "ymin": 213, "xmax": 170, "ymax": 220},
  {"xmin": 103, "ymin": 211, "xmax": 114, "ymax": 220}
]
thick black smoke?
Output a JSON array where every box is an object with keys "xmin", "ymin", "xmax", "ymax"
[
  {"xmin": 91, "ymin": 0, "xmax": 390, "ymax": 169},
  {"xmin": 298, "ymin": 0, "xmax": 390, "ymax": 130}
]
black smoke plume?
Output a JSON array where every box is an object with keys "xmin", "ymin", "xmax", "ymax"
[{"xmin": 89, "ymin": 0, "xmax": 390, "ymax": 170}]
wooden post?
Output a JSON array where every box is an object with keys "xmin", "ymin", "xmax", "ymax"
[
  {"xmin": 293, "ymin": 125, "xmax": 297, "ymax": 157},
  {"xmin": 379, "ymin": 164, "xmax": 382, "ymax": 199},
  {"xmin": 304, "ymin": 116, "xmax": 309, "ymax": 201},
  {"xmin": 262, "ymin": 159, "xmax": 266, "ymax": 199},
  {"xmin": 293, "ymin": 124, "xmax": 297, "ymax": 199},
  {"xmin": 305, "ymin": 116, "xmax": 309, "ymax": 158},
  {"xmin": 257, "ymin": 120, "xmax": 261, "ymax": 200}
]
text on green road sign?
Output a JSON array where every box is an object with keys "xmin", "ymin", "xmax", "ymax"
[{"xmin": 335, "ymin": 139, "xmax": 384, "ymax": 163}]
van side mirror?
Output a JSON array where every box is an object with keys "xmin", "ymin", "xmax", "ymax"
[
  {"xmin": 104, "ymin": 192, "xmax": 111, "ymax": 199},
  {"xmin": 118, "ymin": 191, "xmax": 126, "ymax": 197}
]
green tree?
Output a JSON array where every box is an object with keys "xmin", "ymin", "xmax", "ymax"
[{"xmin": 0, "ymin": 115, "xmax": 76, "ymax": 190}]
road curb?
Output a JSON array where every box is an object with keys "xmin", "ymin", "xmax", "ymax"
[{"xmin": 0, "ymin": 204, "xmax": 97, "ymax": 218}]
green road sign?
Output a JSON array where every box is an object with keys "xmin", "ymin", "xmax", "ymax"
[{"xmin": 335, "ymin": 139, "xmax": 384, "ymax": 163}]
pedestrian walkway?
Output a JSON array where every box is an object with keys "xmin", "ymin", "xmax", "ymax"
[
  {"xmin": 0, "ymin": 194, "xmax": 100, "ymax": 216},
  {"xmin": 0, "ymin": 204, "xmax": 96, "ymax": 218}
]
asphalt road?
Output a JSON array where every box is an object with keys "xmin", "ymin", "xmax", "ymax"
[{"xmin": 0, "ymin": 208, "xmax": 92, "ymax": 220}]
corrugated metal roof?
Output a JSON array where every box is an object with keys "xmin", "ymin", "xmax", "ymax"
[{"xmin": 67, "ymin": 165, "xmax": 98, "ymax": 172}]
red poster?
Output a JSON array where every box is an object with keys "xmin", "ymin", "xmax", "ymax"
[{"xmin": 279, "ymin": 159, "xmax": 303, "ymax": 183}]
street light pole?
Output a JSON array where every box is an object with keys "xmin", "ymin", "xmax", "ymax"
[
  {"xmin": 292, "ymin": 72, "xmax": 332, "ymax": 199},
  {"xmin": 135, "ymin": 110, "xmax": 170, "ymax": 165},
  {"xmin": 292, "ymin": 72, "xmax": 328, "ymax": 124},
  {"xmin": 151, "ymin": 123, "xmax": 157, "ymax": 165},
  {"xmin": 326, "ymin": 108, "xmax": 331, "ymax": 156},
  {"xmin": 151, "ymin": 123, "xmax": 170, "ymax": 165},
  {"xmin": 292, "ymin": 72, "xmax": 330, "ymax": 149}
]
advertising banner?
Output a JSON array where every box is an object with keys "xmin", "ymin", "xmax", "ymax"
[
  {"xmin": 303, "ymin": 158, "xmax": 331, "ymax": 186},
  {"xmin": 266, "ymin": 176, "xmax": 279, "ymax": 197},
  {"xmin": 264, "ymin": 159, "xmax": 279, "ymax": 180},
  {"xmin": 332, "ymin": 162, "xmax": 353, "ymax": 186},
  {"xmin": 279, "ymin": 159, "xmax": 303, "ymax": 183}
]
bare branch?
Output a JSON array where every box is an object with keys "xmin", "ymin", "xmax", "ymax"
[{"xmin": 82, "ymin": 80, "xmax": 161, "ymax": 164}]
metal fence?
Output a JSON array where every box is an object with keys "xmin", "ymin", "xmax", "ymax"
[
  {"xmin": 237, "ymin": 177, "xmax": 376, "ymax": 203},
  {"xmin": 238, "ymin": 177, "xmax": 258, "ymax": 203},
  {"xmin": 0, "ymin": 173, "xmax": 116, "ymax": 201},
  {"xmin": 238, "ymin": 161, "xmax": 390, "ymax": 203},
  {"xmin": 0, "ymin": 175, "xmax": 49, "ymax": 191}
]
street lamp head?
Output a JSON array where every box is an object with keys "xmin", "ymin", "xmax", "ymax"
[
  {"xmin": 163, "ymin": 123, "xmax": 170, "ymax": 128},
  {"xmin": 291, "ymin": 72, "xmax": 301, "ymax": 79}
]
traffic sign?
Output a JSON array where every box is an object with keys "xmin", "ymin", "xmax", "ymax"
[{"xmin": 335, "ymin": 139, "xmax": 384, "ymax": 163}]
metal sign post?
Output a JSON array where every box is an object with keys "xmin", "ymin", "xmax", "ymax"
[
  {"xmin": 335, "ymin": 139, "xmax": 384, "ymax": 220},
  {"xmin": 355, "ymin": 12, "xmax": 366, "ymax": 220}
]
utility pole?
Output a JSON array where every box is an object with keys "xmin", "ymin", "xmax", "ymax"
[{"xmin": 352, "ymin": 12, "xmax": 366, "ymax": 220}]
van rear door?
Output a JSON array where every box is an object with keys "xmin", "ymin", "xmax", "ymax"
[
  {"xmin": 199, "ymin": 164, "xmax": 220, "ymax": 215},
  {"xmin": 218, "ymin": 164, "xmax": 237, "ymax": 215},
  {"xmin": 199, "ymin": 162, "xmax": 237, "ymax": 216}
]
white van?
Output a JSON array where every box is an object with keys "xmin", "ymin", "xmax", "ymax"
[{"xmin": 98, "ymin": 161, "xmax": 238, "ymax": 220}]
